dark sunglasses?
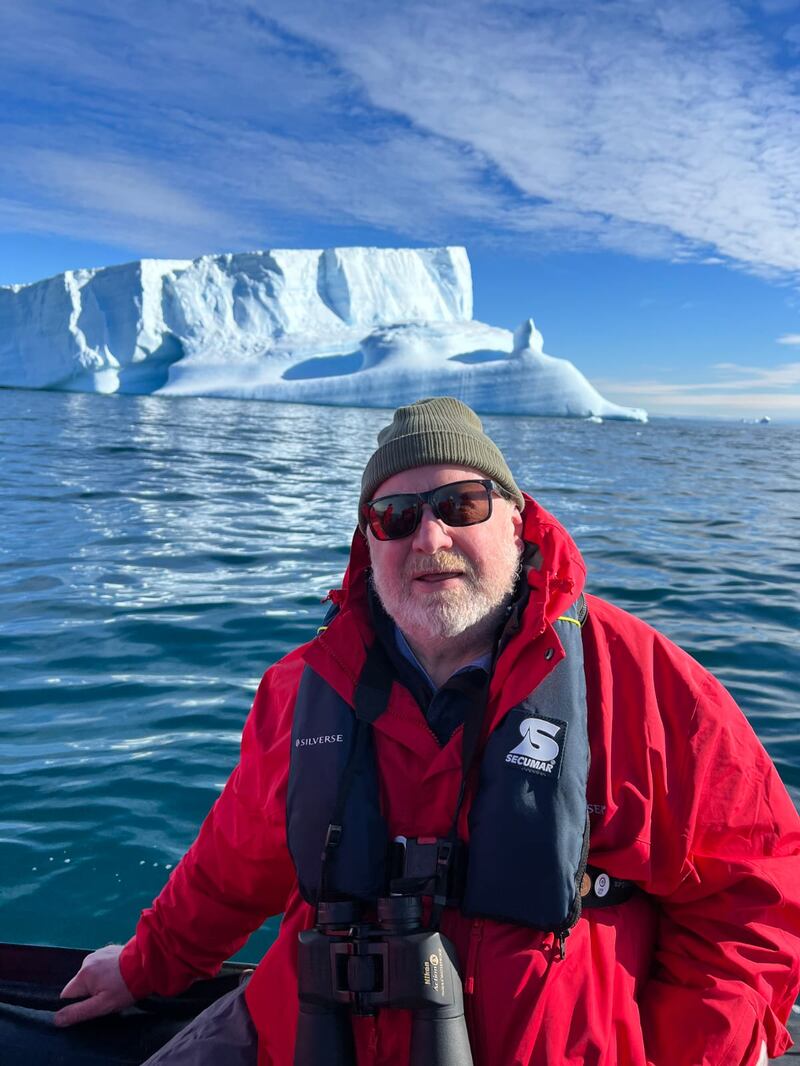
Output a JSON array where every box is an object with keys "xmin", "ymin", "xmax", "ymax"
[{"xmin": 364, "ymin": 479, "xmax": 498, "ymax": 541}]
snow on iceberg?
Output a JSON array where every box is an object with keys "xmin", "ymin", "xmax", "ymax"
[{"xmin": 0, "ymin": 246, "xmax": 646, "ymax": 421}]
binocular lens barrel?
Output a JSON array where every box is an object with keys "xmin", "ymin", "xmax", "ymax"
[
  {"xmin": 293, "ymin": 1002, "xmax": 355, "ymax": 1066},
  {"xmin": 376, "ymin": 894, "xmax": 423, "ymax": 933},
  {"xmin": 295, "ymin": 895, "xmax": 473, "ymax": 1065},
  {"xmin": 410, "ymin": 1010, "xmax": 474, "ymax": 1066}
]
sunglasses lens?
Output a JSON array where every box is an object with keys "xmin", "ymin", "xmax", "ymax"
[
  {"xmin": 366, "ymin": 481, "xmax": 494, "ymax": 540},
  {"xmin": 434, "ymin": 483, "xmax": 491, "ymax": 526},
  {"xmin": 367, "ymin": 496, "xmax": 420, "ymax": 541}
]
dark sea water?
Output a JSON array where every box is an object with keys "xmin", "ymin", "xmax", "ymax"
[{"xmin": 1, "ymin": 389, "xmax": 798, "ymax": 964}]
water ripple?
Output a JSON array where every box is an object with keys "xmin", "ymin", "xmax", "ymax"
[{"xmin": 1, "ymin": 391, "xmax": 797, "ymax": 956}]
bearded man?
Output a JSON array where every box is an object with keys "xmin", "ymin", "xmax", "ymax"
[{"xmin": 57, "ymin": 398, "xmax": 800, "ymax": 1065}]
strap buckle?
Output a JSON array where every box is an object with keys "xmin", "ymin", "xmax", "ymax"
[
  {"xmin": 388, "ymin": 836, "xmax": 466, "ymax": 906},
  {"xmin": 321, "ymin": 823, "xmax": 343, "ymax": 862}
]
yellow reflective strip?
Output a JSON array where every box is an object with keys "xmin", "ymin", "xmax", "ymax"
[
  {"xmin": 556, "ymin": 615, "xmax": 582, "ymax": 627},
  {"xmin": 316, "ymin": 625, "xmax": 328, "ymax": 635}
]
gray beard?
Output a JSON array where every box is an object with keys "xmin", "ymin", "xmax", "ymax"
[{"xmin": 371, "ymin": 547, "xmax": 522, "ymax": 647}]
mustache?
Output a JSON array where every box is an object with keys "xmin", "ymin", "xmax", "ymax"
[{"xmin": 404, "ymin": 551, "xmax": 476, "ymax": 580}]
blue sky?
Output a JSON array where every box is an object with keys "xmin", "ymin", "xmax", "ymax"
[{"xmin": 2, "ymin": 0, "xmax": 800, "ymax": 418}]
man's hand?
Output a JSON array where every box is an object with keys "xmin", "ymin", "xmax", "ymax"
[{"xmin": 54, "ymin": 943, "xmax": 135, "ymax": 1027}]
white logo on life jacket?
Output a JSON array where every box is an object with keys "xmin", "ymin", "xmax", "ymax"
[
  {"xmin": 505, "ymin": 717, "xmax": 561, "ymax": 775},
  {"xmin": 295, "ymin": 733, "xmax": 344, "ymax": 748}
]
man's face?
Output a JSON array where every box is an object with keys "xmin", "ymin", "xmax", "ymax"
[{"xmin": 367, "ymin": 464, "xmax": 523, "ymax": 646}]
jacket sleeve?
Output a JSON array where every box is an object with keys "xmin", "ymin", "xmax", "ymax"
[
  {"xmin": 119, "ymin": 663, "xmax": 299, "ymax": 999},
  {"xmin": 639, "ymin": 669, "xmax": 800, "ymax": 1066}
]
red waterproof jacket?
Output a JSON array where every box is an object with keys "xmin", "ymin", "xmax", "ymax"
[{"xmin": 120, "ymin": 498, "xmax": 800, "ymax": 1065}]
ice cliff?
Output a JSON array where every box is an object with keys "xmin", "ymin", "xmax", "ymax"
[{"xmin": 0, "ymin": 246, "xmax": 647, "ymax": 421}]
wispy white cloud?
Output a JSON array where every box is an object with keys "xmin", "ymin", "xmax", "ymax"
[
  {"xmin": 0, "ymin": 2, "xmax": 520, "ymax": 256},
  {"xmin": 601, "ymin": 385, "xmax": 800, "ymax": 417},
  {"xmin": 11, "ymin": 149, "xmax": 229, "ymax": 228},
  {"xmin": 594, "ymin": 359, "xmax": 800, "ymax": 416},
  {"xmin": 696, "ymin": 362, "xmax": 800, "ymax": 387},
  {"xmin": 268, "ymin": 0, "xmax": 800, "ymax": 274},
  {"xmin": 1, "ymin": 0, "xmax": 800, "ymax": 282},
  {"xmin": 776, "ymin": 333, "xmax": 800, "ymax": 345},
  {"xmin": 0, "ymin": 144, "xmax": 249, "ymax": 256},
  {"xmin": 599, "ymin": 361, "xmax": 800, "ymax": 392}
]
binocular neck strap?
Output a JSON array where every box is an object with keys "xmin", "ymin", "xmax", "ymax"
[
  {"xmin": 354, "ymin": 639, "xmax": 396, "ymax": 726},
  {"xmin": 318, "ymin": 641, "xmax": 395, "ymax": 907},
  {"xmin": 429, "ymin": 669, "xmax": 491, "ymax": 930}
]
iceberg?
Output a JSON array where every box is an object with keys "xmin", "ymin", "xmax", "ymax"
[{"xmin": 0, "ymin": 246, "xmax": 646, "ymax": 421}]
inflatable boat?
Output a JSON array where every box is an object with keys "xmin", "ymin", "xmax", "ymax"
[
  {"xmin": 0, "ymin": 942, "xmax": 252, "ymax": 1065},
  {"xmin": 3, "ymin": 940, "xmax": 799, "ymax": 1063}
]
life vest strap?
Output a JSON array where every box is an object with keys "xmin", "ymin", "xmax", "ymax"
[
  {"xmin": 389, "ymin": 837, "xmax": 635, "ymax": 913},
  {"xmin": 579, "ymin": 865, "xmax": 638, "ymax": 908}
]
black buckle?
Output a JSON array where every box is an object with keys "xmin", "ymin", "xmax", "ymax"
[
  {"xmin": 324, "ymin": 824, "xmax": 343, "ymax": 848},
  {"xmin": 388, "ymin": 836, "xmax": 466, "ymax": 906},
  {"xmin": 321, "ymin": 823, "xmax": 343, "ymax": 863}
]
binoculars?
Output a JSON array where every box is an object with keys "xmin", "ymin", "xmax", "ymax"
[{"xmin": 294, "ymin": 895, "xmax": 473, "ymax": 1066}]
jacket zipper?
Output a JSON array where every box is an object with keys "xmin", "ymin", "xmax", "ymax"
[
  {"xmin": 464, "ymin": 919, "xmax": 484, "ymax": 1061},
  {"xmin": 366, "ymin": 1015, "xmax": 378, "ymax": 1066},
  {"xmin": 464, "ymin": 920, "xmax": 484, "ymax": 996}
]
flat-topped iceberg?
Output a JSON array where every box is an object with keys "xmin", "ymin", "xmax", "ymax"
[{"xmin": 0, "ymin": 246, "xmax": 646, "ymax": 421}]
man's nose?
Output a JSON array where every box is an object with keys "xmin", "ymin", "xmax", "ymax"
[{"xmin": 411, "ymin": 505, "xmax": 453, "ymax": 553}]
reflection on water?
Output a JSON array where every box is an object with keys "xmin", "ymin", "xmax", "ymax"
[{"xmin": 1, "ymin": 389, "xmax": 798, "ymax": 956}]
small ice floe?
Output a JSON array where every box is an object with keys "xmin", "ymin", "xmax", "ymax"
[{"xmin": 586, "ymin": 415, "xmax": 603, "ymax": 424}]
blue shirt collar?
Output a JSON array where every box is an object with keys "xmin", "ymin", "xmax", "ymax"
[{"xmin": 393, "ymin": 624, "xmax": 493, "ymax": 692}]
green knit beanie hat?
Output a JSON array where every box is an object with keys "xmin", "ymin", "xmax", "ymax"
[{"xmin": 359, "ymin": 397, "xmax": 524, "ymax": 529}]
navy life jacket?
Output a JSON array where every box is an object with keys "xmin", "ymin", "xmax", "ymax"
[{"xmin": 286, "ymin": 597, "xmax": 632, "ymax": 936}]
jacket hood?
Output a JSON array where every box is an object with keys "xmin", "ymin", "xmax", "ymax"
[{"xmin": 516, "ymin": 492, "xmax": 587, "ymax": 633}]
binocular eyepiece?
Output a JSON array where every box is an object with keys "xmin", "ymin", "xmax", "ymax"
[{"xmin": 294, "ymin": 896, "xmax": 473, "ymax": 1066}]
